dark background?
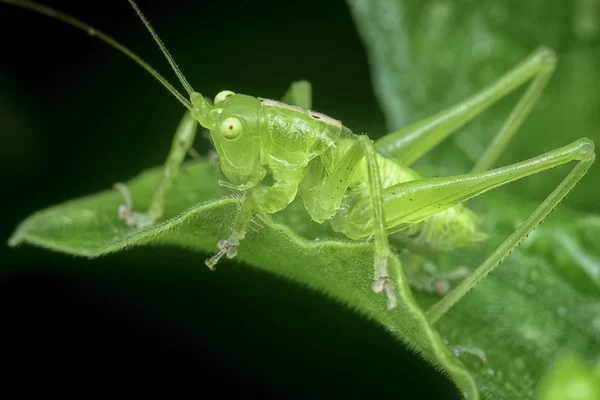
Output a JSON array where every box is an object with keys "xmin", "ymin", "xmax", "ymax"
[{"xmin": 0, "ymin": 0, "xmax": 459, "ymax": 398}]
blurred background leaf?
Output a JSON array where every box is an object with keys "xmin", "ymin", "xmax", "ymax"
[{"xmin": 537, "ymin": 353, "xmax": 600, "ymax": 400}]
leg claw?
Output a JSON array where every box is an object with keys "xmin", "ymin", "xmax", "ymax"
[
  {"xmin": 373, "ymin": 277, "xmax": 398, "ymax": 310},
  {"xmin": 408, "ymin": 266, "xmax": 470, "ymax": 296},
  {"xmin": 205, "ymin": 238, "xmax": 240, "ymax": 270},
  {"xmin": 113, "ymin": 183, "xmax": 155, "ymax": 229},
  {"xmin": 450, "ymin": 344, "xmax": 487, "ymax": 364}
]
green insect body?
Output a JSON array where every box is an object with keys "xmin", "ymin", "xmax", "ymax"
[
  {"xmin": 204, "ymin": 91, "xmax": 483, "ymax": 246},
  {"xmin": 3, "ymin": 0, "xmax": 596, "ymax": 318},
  {"xmin": 191, "ymin": 87, "xmax": 485, "ymax": 307},
  {"xmin": 223, "ymin": 91, "xmax": 481, "ymax": 239}
]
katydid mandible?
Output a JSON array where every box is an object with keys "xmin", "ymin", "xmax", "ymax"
[{"xmin": 3, "ymin": 0, "xmax": 595, "ymax": 319}]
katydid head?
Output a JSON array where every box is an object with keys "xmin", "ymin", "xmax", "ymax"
[
  {"xmin": 191, "ymin": 90, "xmax": 264, "ymax": 185},
  {"xmin": 190, "ymin": 90, "xmax": 261, "ymax": 135},
  {"xmin": 126, "ymin": 0, "xmax": 265, "ymax": 185}
]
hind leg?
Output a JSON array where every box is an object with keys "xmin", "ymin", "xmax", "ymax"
[
  {"xmin": 337, "ymin": 138, "xmax": 594, "ymax": 313},
  {"xmin": 375, "ymin": 47, "xmax": 556, "ymax": 171},
  {"xmin": 374, "ymin": 48, "xmax": 557, "ymax": 293}
]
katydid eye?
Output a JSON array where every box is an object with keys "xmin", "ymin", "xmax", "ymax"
[
  {"xmin": 214, "ymin": 90, "xmax": 235, "ymax": 105},
  {"xmin": 220, "ymin": 117, "xmax": 243, "ymax": 139}
]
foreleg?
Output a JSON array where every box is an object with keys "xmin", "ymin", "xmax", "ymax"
[
  {"xmin": 115, "ymin": 111, "xmax": 198, "ymax": 228},
  {"xmin": 205, "ymin": 168, "xmax": 304, "ymax": 270}
]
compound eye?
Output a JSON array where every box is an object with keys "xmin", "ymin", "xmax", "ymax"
[
  {"xmin": 220, "ymin": 117, "xmax": 243, "ymax": 139},
  {"xmin": 214, "ymin": 90, "xmax": 236, "ymax": 105}
]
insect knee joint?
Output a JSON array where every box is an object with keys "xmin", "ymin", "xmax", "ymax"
[
  {"xmin": 535, "ymin": 46, "xmax": 557, "ymax": 69},
  {"xmin": 575, "ymin": 137, "xmax": 596, "ymax": 160}
]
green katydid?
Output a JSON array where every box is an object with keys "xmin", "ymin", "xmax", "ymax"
[{"xmin": 2, "ymin": 0, "xmax": 595, "ymax": 319}]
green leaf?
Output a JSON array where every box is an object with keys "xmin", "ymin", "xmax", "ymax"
[
  {"xmin": 9, "ymin": 160, "xmax": 479, "ymax": 398},
  {"xmin": 11, "ymin": 159, "xmax": 600, "ymax": 399},
  {"xmin": 347, "ymin": 0, "xmax": 600, "ymax": 398}
]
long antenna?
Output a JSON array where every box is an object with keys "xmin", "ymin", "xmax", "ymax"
[
  {"xmin": 128, "ymin": 0, "xmax": 195, "ymax": 97},
  {"xmin": 0, "ymin": 0, "xmax": 193, "ymax": 111}
]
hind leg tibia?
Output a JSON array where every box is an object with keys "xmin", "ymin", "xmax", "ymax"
[{"xmin": 375, "ymin": 47, "xmax": 555, "ymax": 170}]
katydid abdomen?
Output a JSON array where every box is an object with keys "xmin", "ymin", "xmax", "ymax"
[{"xmin": 328, "ymin": 148, "xmax": 485, "ymax": 251}]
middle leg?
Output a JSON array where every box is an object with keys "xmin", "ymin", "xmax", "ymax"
[{"xmin": 358, "ymin": 136, "xmax": 397, "ymax": 310}]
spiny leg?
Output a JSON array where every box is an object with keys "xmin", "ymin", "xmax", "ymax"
[
  {"xmin": 358, "ymin": 136, "xmax": 397, "ymax": 310},
  {"xmin": 337, "ymin": 139, "xmax": 594, "ymax": 313},
  {"xmin": 115, "ymin": 111, "xmax": 198, "ymax": 228},
  {"xmin": 206, "ymin": 168, "xmax": 304, "ymax": 270},
  {"xmin": 374, "ymin": 47, "xmax": 556, "ymax": 171},
  {"xmin": 374, "ymin": 48, "xmax": 555, "ymax": 295},
  {"xmin": 204, "ymin": 193, "xmax": 249, "ymax": 270},
  {"xmin": 301, "ymin": 139, "xmax": 364, "ymax": 223},
  {"xmin": 426, "ymin": 139, "xmax": 595, "ymax": 323}
]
